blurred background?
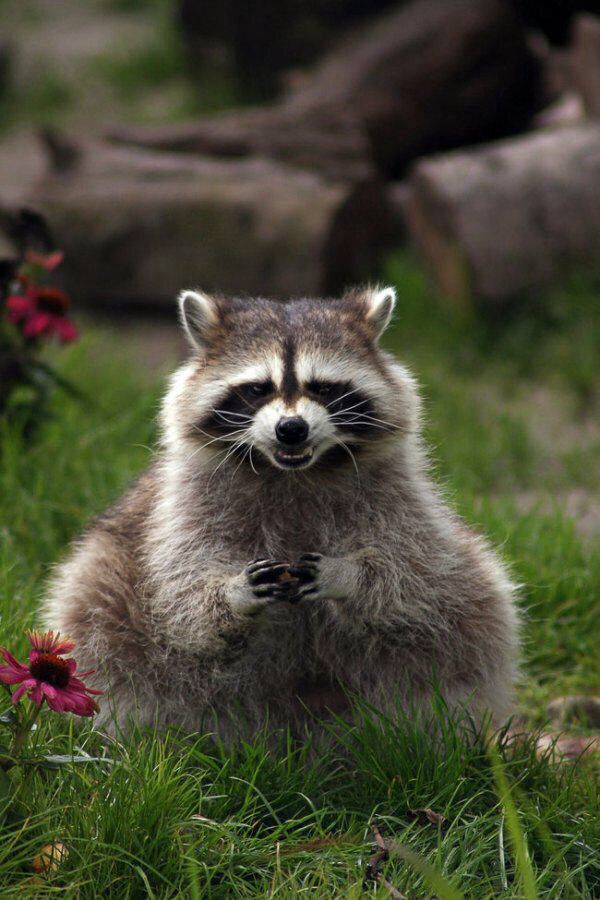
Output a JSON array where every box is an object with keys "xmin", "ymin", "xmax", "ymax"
[{"xmin": 1, "ymin": 0, "xmax": 599, "ymax": 315}]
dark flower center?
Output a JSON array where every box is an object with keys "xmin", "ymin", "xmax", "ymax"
[
  {"xmin": 29, "ymin": 653, "xmax": 71, "ymax": 688},
  {"xmin": 36, "ymin": 287, "xmax": 70, "ymax": 315}
]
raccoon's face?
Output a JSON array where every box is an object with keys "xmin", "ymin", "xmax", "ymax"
[{"xmin": 163, "ymin": 287, "xmax": 418, "ymax": 473}]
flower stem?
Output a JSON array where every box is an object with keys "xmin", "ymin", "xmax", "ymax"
[{"xmin": 9, "ymin": 702, "xmax": 42, "ymax": 758}]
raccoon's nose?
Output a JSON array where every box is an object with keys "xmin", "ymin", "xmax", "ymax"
[{"xmin": 275, "ymin": 416, "xmax": 309, "ymax": 446}]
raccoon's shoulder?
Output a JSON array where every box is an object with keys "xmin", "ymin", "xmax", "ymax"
[{"xmin": 81, "ymin": 462, "xmax": 161, "ymax": 551}]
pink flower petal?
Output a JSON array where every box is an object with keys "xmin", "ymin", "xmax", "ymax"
[
  {"xmin": 6, "ymin": 295, "xmax": 35, "ymax": 323},
  {"xmin": 0, "ymin": 649, "xmax": 29, "ymax": 678},
  {"xmin": 0, "ymin": 666, "xmax": 28, "ymax": 684},
  {"xmin": 52, "ymin": 637, "xmax": 76, "ymax": 656},
  {"xmin": 11, "ymin": 683, "xmax": 31, "ymax": 705},
  {"xmin": 43, "ymin": 684, "xmax": 67, "ymax": 713},
  {"xmin": 23, "ymin": 312, "xmax": 52, "ymax": 339},
  {"xmin": 62, "ymin": 685, "xmax": 99, "ymax": 716},
  {"xmin": 24, "ymin": 250, "xmax": 64, "ymax": 271},
  {"xmin": 55, "ymin": 317, "xmax": 78, "ymax": 344},
  {"xmin": 68, "ymin": 677, "xmax": 102, "ymax": 696},
  {"xmin": 30, "ymin": 682, "xmax": 44, "ymax": 707}
]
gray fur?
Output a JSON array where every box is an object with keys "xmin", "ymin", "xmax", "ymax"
[{"xmin": 43, "ymin": 287, "xmax": 519, "ymax": 740}]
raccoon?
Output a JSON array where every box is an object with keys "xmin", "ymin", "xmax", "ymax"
[{"xmin": 43, "ymin": 287, "xmax": 519, "ymax": 740}]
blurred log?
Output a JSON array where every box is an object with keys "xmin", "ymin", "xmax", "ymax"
[
  {"xmin": 111, "ymin": 0, "xmax": 544, "ymax": 180},
  {"xmin": 30, "ymin": 139, "xmax": 396, "ymax": 305},
  {"xmin": 405, "ymin": 125, "xmax": 600, "ymax": 304},
  {"xmin": 573, "ymin": 14, "xmax": 600, "ymax": 118},
  {"xmin": 509, "ymin": 1, "xmax": 600, "ymax": 47},
  {"xmin": 177, "ymin": 0, "xmax": 396, "ymax": 101}
]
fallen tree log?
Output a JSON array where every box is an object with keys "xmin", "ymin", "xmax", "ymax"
[
  {"xmin": 28, "ymin": 138, "xmax": 396, "ymax": 305},
  {"xmin": 573, "ymin": 14, "xmax": 600, "ymax": 118},
  {"xmin": 405, "ymin": 125, "xmax": 600, "ymax": 304},
  {"xmin": 110, "ymin": 0, "xmax": 544, "ymax": 180}
]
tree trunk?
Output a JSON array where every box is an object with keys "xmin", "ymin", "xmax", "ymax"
[
  {"xmin": 29, "ymin": 140, "xmax": 396, "ymax": 306},
  {"xmin": 110, "ymin": 0, "xmax": 543, "ymax": 181},
  {"xmin": 405, "ymin": 125, "xmax": 600, "ymax": 304}
]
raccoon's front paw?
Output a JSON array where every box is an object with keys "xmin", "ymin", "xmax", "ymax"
[
  {"xmin": 289, "ymin": 553, "xmax": 359, "ymax": 602},
  {"xmin": 287, "ymin": 553, "xmax": 322, "ymax": 601},
  {"xmin": 246, "ymin": 558, "xmax": 291, "ymax": 601}
]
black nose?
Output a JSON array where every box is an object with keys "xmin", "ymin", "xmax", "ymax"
[{"xmin": 275, "ymin": 416, "xmax": 309, "ymax": 446}]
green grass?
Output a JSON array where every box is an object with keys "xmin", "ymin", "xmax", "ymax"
[
  {"xmin": 0, "ymin": 68, "xmax": 73, "ymax": 134},
  {"xmin": 89, "ymin": 9, "xmax": 239, "ymax": 119},
  {"xmin": 0, "ymin": 256, "xmax": 598, "ymax": 895}
]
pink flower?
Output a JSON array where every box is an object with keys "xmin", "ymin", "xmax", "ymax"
[
  {"xmin": 6, "ymin": 294, "xmax": 35, "ymax": 323},
  {"xmin": 27, "ymin": 630, "xmax": 75, "ymax": 656},
  {"xmin": 5, "ymin": 285, "xmax": 78, "ymax": 345},
  {"xmin": 24, "ymin": 250, "xmax": 64, "ymax": 271},
  {"xmin": 0, "ymin": 631, "xmax": 102, "ymax": 717}
]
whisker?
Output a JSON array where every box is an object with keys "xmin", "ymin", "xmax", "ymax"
[
  {"xmin": 330, "ymin": 396, "xmax": 370, "ymax": 415},
  {"xmin": 212, "ymin": 407, "xmax": 252, "ymax": 419},
  {"xmin": 208, "ymin": 439, "xmax": 247, "ymax": 483},
  {"xmin": 212, "ymin": 409, "xmax": 254, "ymax": 424},
  {"xmin": 230, "ymin": 444, "xmax": 252, "ymax": 480},
  {"xmin": 190, "ymin": 425, "xmax": 249, "ymax": 444},
  {"xmin": 330, "ymin": 418, "xmax": 395, "ymax": 433},
  {"xmin": 182, "ymin": 439, "xmax": 230, "ymax": 469},
  {"xmin": 333, "ymin": 435, "xmax": 360, "ymax": 481},
  {"xmin": 325, "ymin": 386, "xmax": 362, "ymax": 409},
  {"xmin": 330, "ymin": 411, "xmax": 399, "ymax": 430},
  {"xmin": 248, "ymin": 445, "xmax": 259, "ymax": 475}
]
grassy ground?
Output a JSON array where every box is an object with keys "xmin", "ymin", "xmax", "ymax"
[{"xmin": 0, "ymin": 257, "xmax": 598, "ymax": 895}]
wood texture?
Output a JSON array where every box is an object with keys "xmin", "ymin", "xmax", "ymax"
[{"xmin": 406, "ymin": 125, "xmax": 600, "ymax": 303}]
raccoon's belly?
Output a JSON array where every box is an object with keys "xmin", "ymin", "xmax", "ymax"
[
  {"xmin": 290, "ymin": 677, "xmax": 350, "ymax": 716},
  {"xmin": 208, "ymin": 604, "xmax": 353, "ymax": 716}
]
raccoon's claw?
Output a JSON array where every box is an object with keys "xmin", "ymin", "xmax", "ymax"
[
  {"xmin": 288, "ymin": 553, "xmax": 322, "ymax": 585},
  {"xmin": 245, "ymin": 555, "xmax": 323, "ymax": 606},
  {"xmin": 247, "ymin": 559, "xmax": 290, "ymax": 587},
  {"xmin": 268, "ymin": 581, "xmax": 317, "ymax": 605},
  {"xmin": 245, "ymin": 559, "xmax": 295, "ymax": 601}
]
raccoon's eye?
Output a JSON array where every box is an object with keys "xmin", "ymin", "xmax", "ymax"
[
  {"xmin": 307, "ymin": 380, "xmax": 337, "ymax": 400},
  {"xmin": 239, "ymin": 381, "xmax": 273, "ymax": 401}
]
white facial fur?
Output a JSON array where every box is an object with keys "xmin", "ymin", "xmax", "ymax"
[{"xmin": 163, "ymin": 286, "xmax": 410, "ymax": 471}]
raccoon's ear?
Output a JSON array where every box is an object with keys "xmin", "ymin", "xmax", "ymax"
[
  {"xmin": 364, "ymin": 286, "xmax": 396, "ymax": 340},
  {"xmin": 178, "ymin": 289, "xmax": 219, "ymax": 350}
]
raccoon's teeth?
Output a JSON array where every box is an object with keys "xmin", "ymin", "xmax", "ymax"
[
  {"xmin": 280, "ymin": 448, "xmax": 312, "ymax": 459},
  {"xmin": 276, "ymin": 447, "xmax": 314, "ymax": 464}
]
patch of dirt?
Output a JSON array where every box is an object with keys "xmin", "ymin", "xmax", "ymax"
[
  {"xmin": 89, "ymin": 316, "xmax": 187, "ymax": 380},
  {"xmin": 511, "ymin": 487, "xmax": 599, "ymax": 540}
]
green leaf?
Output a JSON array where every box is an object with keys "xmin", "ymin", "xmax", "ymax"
[
  {"xmin": 39, "ymin": 754, "xmax": 115, "ymax": 769},
  {"xmin": 0, "ymin": 709, "xmax": 18, "ymax": 727},
  {"xmin": 0, "ymin": 767, "xmax": 13, "ymax": 812}
]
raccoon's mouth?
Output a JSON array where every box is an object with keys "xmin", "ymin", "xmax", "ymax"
[{"xmin": 273, "ymin": 446, "xmax": 314, "ymax": 469}]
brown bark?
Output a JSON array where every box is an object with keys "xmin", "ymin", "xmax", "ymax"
[
  {"xmin": 405, "ymin": 125, "xmax": 600, "ymax": 304},
  {"xmin": 29, "ymin": 139, "xmax": 395, "ymax": 305},
  {"xmin": 110, "ymin": 0, "xmax": 543, "ymax": 181},
  {"xmin": 573, "ymin": 14, "xmax": 600, "ymax": 118}
]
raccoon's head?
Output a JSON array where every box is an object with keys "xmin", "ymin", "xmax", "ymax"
[{"xmin": 162, "ymin": 288, "xmax": 420, "ymax": 474}]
